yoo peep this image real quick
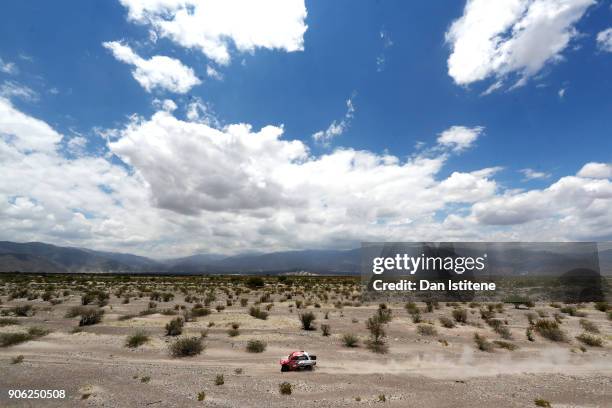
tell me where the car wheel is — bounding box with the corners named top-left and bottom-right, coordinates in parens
top-left (281, 365), bottom-right (289, 372)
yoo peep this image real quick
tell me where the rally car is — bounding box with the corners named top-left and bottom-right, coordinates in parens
top-left (280, 351), bottom-right (317, 372)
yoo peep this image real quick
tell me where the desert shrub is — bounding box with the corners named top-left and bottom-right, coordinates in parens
top-left (526, 327), bottom-right (535, 341)
top-left (197, 391), bottom-right (206, 401)
top-left (534, 398), bottom-right (552, 407)
top-left (405, 302), bottom-right (418, 314)
top-left (576, 333), bottom-right (603, 347)
top-left (299, 311), bottom-right (316, 330)
top-left (321, 324), bottom-right (331, 336)
top-left (279, 382), bottom-right (292, 395)
top-left (417, 324), bottom-right (437, 336)
top-left (79, 309), bottom-right (104, 326)
top-left (439, 316), bottom-right (455, 328)
top-left (246, 277), bottom-right (264, 288)
top-left (240, 298), bottom-right (248, 307)
top-left (118, 314), bottom-right (136, 321)
top-left (215, 304), bottom-right (225, 312)
top-left (411, 311), bottom-right (422, 323)
top-left (27, 326), bottom-right (50, 337)
top-left (378, 394), bottom-right (386, 402)
top-left (493, 325), bottom-right (512, 340)
top-left (12, 305), bottom-right (34, 317)
top-left (376, 303), bottom-right (392, 323)
top-left (473, 333), bottom-right (494, 352)
top-left (11, 355), bottom-right (24, 364)
top-left (594, 301), bottom-right (608, 312)
top-left (214, 374), bottom-right (224, 385)
top-left (227, 324), bottom-right (240, 337)
top-left (246, 340), bottom-right (267, 353)
top-left (165, 317), bottom-right (184, 336)
top-left (65, 306), bottom-right (87, 318)
top-left (480, 309), bottom-right (495, 320)
top-left (579, 319), bottom-right (599, 333)
top-left (452, 308), bottom-right (468, 323)
top-left (192, 305), bottom-right (211, 317)
top-left (534, 319), bottom-right (565, 342)
top-left (126, 330), bottom-right (149, 348)
top-left (249, 307), bottom-right (268, 320)
top-left (560, 305), bottom-right (586, 317)
top-left (342, 333), bottom-right (359, 347)
top-left (0, 332), bottom-right (32, 347)
top-left (493, 340), bottom-right (518, 350)
top-left (366, 316), bottom-right (387, 353)
top-left (140, 376), bottom-right (150, 383)
top-left (0, 318), bottom-right (19, 326)
top-left (169, 337), bottom-right (204, 357)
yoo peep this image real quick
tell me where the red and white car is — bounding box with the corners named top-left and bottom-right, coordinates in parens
top-left (280, 351), bottom-right (317, 372)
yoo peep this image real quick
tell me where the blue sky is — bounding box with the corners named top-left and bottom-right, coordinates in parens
top-left (0, 0), bottom-right (611, 256)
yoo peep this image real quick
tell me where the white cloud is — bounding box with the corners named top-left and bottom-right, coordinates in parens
top-left (436, 125), bottom-right (484, 152)
top-left (596, 27), bottom-right (612, 52)
top-left (577, 162), bottom-right (612, 179)
top-left (0, 57), bottom-right (18, 75)
top-left (102, 41), bottom-right (201, 93)
top-left (312, 97), bottom-right (355, 145)
top-left (0, 97), bottom-right (61, 152)
top-left (2, 100), bottom-right (612, 256)
top-left (206, 65), bottom-right (223, 80)
top-left (118, 0), bottom-right (308, 65)
top-left (558, 87), bottom-right (566, 98)
top-left (520, 168), bottom-right (551, 180)
top-left (446, 0), bottom-right (594, 90)
top-left (0, 81), bottom-right (39, 102)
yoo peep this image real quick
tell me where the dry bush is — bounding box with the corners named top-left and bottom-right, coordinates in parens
top-left (126, 330), bottom-right (149, 348)
top-left (169, 337), bottom-right (204, 357)
top-left (534, 319), bottom-right (565, 342)
top-left (452, 308), bottom-right (468, 323)
top-left (439, 316), bottom-right (455, 328)
top-left (165, 317), bottom-right (184, 336)
top-left (473, 333), bottom-right (494, 352)
top-left (279, 382), bottom-right (292, 395)
top-left (579, 319), bottom-right (599, 333)
top-left (342, 333), bottom-right (359, 347)
top-left (576, 333), bottom-right (603, 347)
top-left (417, 324), bottom-right (437, 336)
top-left (79, 309), bottom-right (104, 326)
top-left (299, 311), bottom-right (316, 330)
top-left (246, 340), bottom-right (267, 353)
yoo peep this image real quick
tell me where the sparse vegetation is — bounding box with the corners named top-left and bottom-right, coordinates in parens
top-left (576, 333), bottom-right (603, 347)
top-left (321, 323), bottom-right (331, 336)
top-left (246, 339), bottom-right (267, 353)
top-left (452, 308), bottom-right (468, 323)
top-left (165, 317), bottom-right (184, 336)
top-left (214, 374), bottom-right (224, 385)
top-left (299, 311), bottom-right (316, 330)
top-left (279, 382), bottom-right (292, 395)
top-left (169, 337), bottom-right (204, 357)
top-left (474, 333), bottom-right (494, 352)
top-left (579, 319), bottom-right (599, 333)
top-left (417, 323), bottom-right (437, 336)
top-left (534, 398), bottom-right (551, 407)
top-left (342, 333), bottom-right (359, 347)
top-left (126, 330), bottom-right (149, 348)
top-left (534, 319), bottom-right (565, 342)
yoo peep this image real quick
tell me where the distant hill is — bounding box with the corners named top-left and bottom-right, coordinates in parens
top-left (0, 241), bottom-right (360, 275)
top-left (0, 241), bottom-right (610, 276)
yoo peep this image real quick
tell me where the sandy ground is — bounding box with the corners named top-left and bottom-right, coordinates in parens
top-left (1, 284), bottom-right (611, 407)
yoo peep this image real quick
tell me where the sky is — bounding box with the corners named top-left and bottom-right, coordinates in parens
top-left (0, 0), bottom-right (611, 258)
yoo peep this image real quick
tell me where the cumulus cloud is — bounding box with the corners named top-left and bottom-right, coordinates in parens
top-left (312, 97), bottom-right (355, 145)
top-left (596, 27), bottom-right (612, 52)
top-left (2, 99), bottom-right (612, 256)
top-left (102, 41), bottom-right (201, 93)
top-left (118, 0), bottom-right (308, 65)
top-left (446, 0), bottom-right (594, 90)
top-left (436, 126), bottom-right (484, 152)
top-left (520, 168), bottom-right (551, 180)
top-left (577, 162), bottom-right (612, 179)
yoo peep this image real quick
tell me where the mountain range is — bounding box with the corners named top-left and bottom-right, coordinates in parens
top-left (0, 241), bottom-right (610, 276)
